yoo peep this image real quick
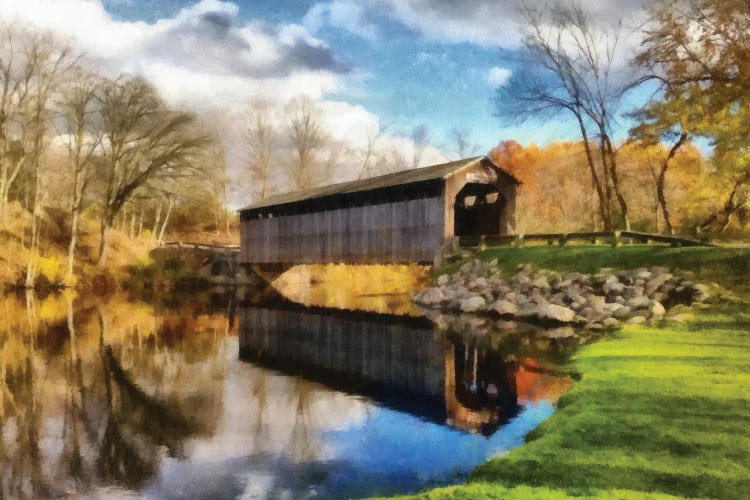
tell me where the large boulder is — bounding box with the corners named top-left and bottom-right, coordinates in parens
top-left (626, 296), bottom-right (651, 310)
top-left (587, 295), bottom-right (607, 313)
top-left (650, 301), bottom-right (666, 317)
top-left (489, 299), bottom-right (518, 317)
top-left (536, 302), bottom-right (577, 324)
top-left (414, 287), bottom-right (444, 306)
top-left (460, 296), bottom-right (487, 313)
top-left (613, 306), bottom-right (632, 320)
top-left (645, 272), bottom-right (672, 295)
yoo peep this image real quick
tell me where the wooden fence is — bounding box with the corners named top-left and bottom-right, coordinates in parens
top-left (160, 241), bottom-right (240, 252)
top-left (456, 230), bottom-right (714, 250)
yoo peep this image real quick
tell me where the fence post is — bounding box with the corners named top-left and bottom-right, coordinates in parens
top-left (611, 231), bottom-right (622, 247)
top-left (479, 235), bottom-right (487, 252)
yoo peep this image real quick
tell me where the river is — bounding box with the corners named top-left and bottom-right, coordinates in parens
top-left (0, 275), bottom-right (572, 499)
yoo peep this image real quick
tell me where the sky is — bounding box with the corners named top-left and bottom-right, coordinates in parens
top-left (0, 0), bottom-right (653, 199)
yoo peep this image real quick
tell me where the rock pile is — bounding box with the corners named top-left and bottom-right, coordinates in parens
top-left (413, 260), bottom-right (713, 330)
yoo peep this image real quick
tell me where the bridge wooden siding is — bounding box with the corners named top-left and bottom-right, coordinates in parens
top-left (241, 196), bottom-right (445, 264)
top-left (238, 156), bottom-right (520, 265)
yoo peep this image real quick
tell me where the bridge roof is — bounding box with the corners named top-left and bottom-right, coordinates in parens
top-left (240, 155), bottom-right (519, 213)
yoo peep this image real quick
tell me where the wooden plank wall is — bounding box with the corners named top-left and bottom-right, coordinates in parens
top-left (239, 195), bottom-right (445, 263)
top-left (238, 306), bottom-right (446, 399)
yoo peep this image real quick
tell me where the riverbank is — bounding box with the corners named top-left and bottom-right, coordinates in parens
top-left (0, 202), bottom-right (238, 293)
top-left (395, 246), bottom-right (750, 499)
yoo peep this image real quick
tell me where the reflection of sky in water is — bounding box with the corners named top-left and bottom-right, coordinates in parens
top-left (320, 401), bottom-right (555, 497)
top-left (142, 360), bottom-right (553, 498)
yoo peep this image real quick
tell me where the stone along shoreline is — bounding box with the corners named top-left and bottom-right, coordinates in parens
top-left (413, 259), bottom-right (714, 331)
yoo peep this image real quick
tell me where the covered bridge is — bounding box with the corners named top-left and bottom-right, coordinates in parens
top-left (238, 156), bottom-right (519, 265)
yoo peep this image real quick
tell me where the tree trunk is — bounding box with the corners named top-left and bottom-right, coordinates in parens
top-left (157, 198), bottom-right (174, 247)
top-left (576, 114), bottom-right (610, 230)
top-left (152, 203), bottom-right (162, 244)
top-left (25, 167), bottom-right (43, 288)
top-left (129, 211), bottom-right (136, 239)
top-left (602, 135), bottom-right (629, 230)
top-left (696, 175), bottom-right (748, 234)
top-left (97, 214), bottom-right (114, 268)
top-left (657, 133), bottom-right (688, 235)
top-left (67, 209), bottom-right (79, 277)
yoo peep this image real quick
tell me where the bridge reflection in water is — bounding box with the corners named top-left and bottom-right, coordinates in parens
top-left (239, 300), bottom-right (557, 436)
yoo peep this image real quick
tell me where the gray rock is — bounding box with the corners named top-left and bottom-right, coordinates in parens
top-left (489, 299), bottom-right (518, 317)
top-left (650, 301), bottom-right (666, 317)
top-left (626, 296), bottom-right (651, 309)
top-left (533, 276), bottom-right (551, 289)
top-left (536, 303), bottom-right (577, 323)
top-left (634, 269), bottom-right (652, 280)
top-left (415, 287), bottom-right (444, 306)
top-left (460, 296), bottom-right (487, 313)
top-left (603, 317), bottom-right (621, 329)
top-left (604, 302), bottom-right (623, 313)
top-left (587, 295), bottom-right (606, 312)
top-left (613, 306), bottom-right (632, 320)
top-left (645, 272), bottom-right (672, 295)
top-left (472, 277), bottom-right (488, 289)
top-left (459, 261), bottom-right (474, 274)
top-left (516, 293), bottom-right (530, 306)
top-left (603, 282), bottom-right (626, 295)
top-left (605, 275), bottom-right (619, 285)
top-left (437, 274), bottom-right (450, 286)
top-left (544, 327), bottom-right (576, 339)
top-left (627, 315), bottom-right (648, 325)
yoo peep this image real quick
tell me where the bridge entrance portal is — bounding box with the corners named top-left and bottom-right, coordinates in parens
top-left (454, 183), bottom-right (506, 237)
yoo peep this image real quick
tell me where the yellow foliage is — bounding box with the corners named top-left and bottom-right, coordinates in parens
top-left (35, 255), bottom-right (66, 285)
top-left (37, 293), bottom-right (68, 323)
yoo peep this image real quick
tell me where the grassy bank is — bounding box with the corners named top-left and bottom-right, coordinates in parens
top-left (402, 246), bottom-right (750, 499)
top-left (439, 245), bottom-right (750, 290)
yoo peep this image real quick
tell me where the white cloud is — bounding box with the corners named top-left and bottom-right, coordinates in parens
top-left (0, 0), bottom-right (348, 111)
top-left (305, 0), bottom-right (647, 52)
top-left (0, 0), bottom-right (452, 204)
top-left (486, 67), bottom-right (512, 86)
top-left (304, 0), bottom-right (378, 41)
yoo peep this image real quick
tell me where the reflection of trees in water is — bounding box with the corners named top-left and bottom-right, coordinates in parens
top-left (0, 293), bottom-right (234, 497)
top-left (287, 378), bottom-right (320, 462)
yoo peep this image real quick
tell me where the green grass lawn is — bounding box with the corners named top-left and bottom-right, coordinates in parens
top-left (401, 246), bottom-right (750, 499)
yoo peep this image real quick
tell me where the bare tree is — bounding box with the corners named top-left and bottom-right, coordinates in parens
top-left (410, 124), bottom-right (429, 169)
top-left (17, 32), bottom-right (74, 286)
top-left (450, 127), bottom-right (478, 159)
top-left (96, 76), bottom-right (211, 266)
top-left (0, 25), bottom-right (72, 227)
top-left (494, 2), bottom-right (635, 230)
top-left (285, 97), bottom-right (326, 190)
top-left (59, 71), bottom-right (102, 277)
top-left (356, 123), bottom-right (390, 180)
top-left (244, 106), bottom-right (274, 201)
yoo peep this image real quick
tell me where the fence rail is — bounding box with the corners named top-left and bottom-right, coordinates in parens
top-left (457, 231), bottom-right (714, 249)
top-left (160, 241), bottom-right (240, 252)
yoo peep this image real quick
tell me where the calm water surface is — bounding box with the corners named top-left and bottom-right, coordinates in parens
top-left (0, 282), bottom-right (572, 499)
